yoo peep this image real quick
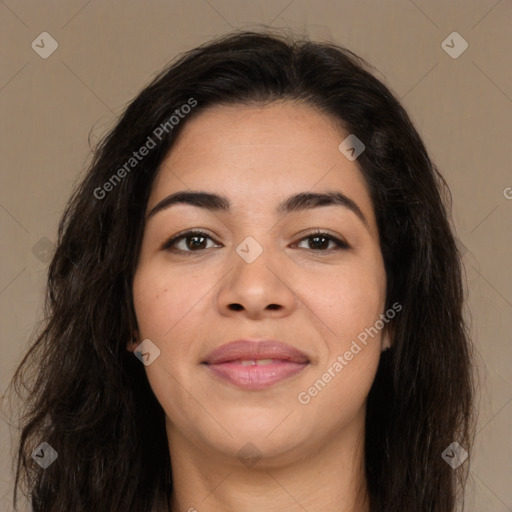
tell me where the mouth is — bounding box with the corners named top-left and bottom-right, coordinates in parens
top-left (202, 339), bottom-right (310, 390)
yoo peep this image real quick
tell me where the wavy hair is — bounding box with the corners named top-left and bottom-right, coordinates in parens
top-left (5, 29), bottom-right (475, 511)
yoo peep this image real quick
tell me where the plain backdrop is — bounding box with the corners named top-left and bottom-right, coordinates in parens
top-left (0, 1), bottom-right (511, 510)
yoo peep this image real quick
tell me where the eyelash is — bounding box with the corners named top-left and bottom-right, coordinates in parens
top-left (162, 229), bottom-right (350, 254)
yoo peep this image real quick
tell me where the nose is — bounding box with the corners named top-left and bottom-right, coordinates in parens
top-left (216, 243), bottom-right (297, 320)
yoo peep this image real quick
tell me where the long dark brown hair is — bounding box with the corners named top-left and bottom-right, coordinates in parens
top-left (4, 29), bottom-right (475, 511)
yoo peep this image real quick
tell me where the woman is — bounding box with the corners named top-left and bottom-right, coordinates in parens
top-left (7, 30), bottom-right (475, 511)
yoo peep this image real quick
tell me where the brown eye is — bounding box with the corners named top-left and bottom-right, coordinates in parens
top-left (162, 231), bottom-right (220, 253)
top-left (295, 231), bottom-right (350, 251)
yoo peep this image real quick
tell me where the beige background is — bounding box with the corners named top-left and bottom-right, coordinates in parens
top-left (1, 1), bottom-right (511, 511)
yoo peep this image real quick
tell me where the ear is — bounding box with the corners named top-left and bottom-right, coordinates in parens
top-left (126, 331), bottom-right (140, 353)
top-left (381, 324), bottom-right (393, 351)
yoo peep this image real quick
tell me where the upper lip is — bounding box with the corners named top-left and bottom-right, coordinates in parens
top-left (203, 339), bottom-right (310, 364)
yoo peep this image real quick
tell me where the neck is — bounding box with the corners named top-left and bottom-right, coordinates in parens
top-left (167, 415), bottom-right (370, 512)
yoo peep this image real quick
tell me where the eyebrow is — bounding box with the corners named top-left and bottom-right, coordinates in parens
top-left (146, 190), bottom-right (369, 228)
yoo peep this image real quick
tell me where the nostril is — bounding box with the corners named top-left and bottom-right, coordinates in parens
top-left (227, 303), bottom-right (281, 311)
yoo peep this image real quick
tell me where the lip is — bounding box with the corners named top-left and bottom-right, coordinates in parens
top-left (202, 339), bottom-right (310, 390)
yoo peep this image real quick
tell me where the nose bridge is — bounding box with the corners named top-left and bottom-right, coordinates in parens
top-left (217, 231), bottom-right (295, 316)
top-left (230, 232), bottom-right (279, 289)
top-left (227, 206), bottom-right (280, 264)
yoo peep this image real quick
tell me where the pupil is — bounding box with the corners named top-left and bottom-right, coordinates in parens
top-left (311, 236), bottom-right (328, 250)
top-left (188, 235), bottom-right (206, 250)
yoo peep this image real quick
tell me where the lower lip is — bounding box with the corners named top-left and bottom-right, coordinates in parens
top-left (204, 361), bottom-right (308, 390)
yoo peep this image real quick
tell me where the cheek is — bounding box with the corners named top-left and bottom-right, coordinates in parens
top-left (132, 264), bottom-right (198, 341)
top-left (296, 269), bottom-right (384, 419)
top-left (297, 255), bottom-right (385, 399)
top-left (302, 255), bottom-right (386, 340)
top-left (339, 270), bottom-right (384, 329)
top-left (132, 266), bottom-right (201, 411)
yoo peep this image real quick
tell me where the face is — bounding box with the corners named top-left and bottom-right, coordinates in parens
top-left (130, 101), bottom-right (390, 466)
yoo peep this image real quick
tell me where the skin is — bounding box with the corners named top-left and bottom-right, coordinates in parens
top-left (129, 100), bottom-right (391, 512)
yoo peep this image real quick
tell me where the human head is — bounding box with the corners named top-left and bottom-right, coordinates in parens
top-left (9, 30), bottom-right (474, 512)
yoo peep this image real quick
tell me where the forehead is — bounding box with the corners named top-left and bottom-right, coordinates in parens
top-left (148, 101), bottom-right (377, 231)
